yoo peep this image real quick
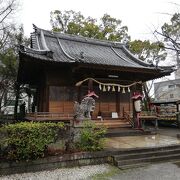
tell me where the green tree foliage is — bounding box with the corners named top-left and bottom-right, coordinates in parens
top-left (129, 40), bottom-right (167, 65)
top-left (50, 10), bottom-right (130, 43)
top-left (100, 14), bottom-right (130, 42)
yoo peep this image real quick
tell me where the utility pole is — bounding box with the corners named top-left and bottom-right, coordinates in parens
top-left (175, 52), bottom-right (180, 79)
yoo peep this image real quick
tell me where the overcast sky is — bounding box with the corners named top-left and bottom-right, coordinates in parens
top-left (19, 0), bottom-right (179, 41)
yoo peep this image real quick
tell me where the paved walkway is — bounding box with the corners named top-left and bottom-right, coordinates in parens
top-left (104, 126), bottom-right (180, 149)
top-left (110, 162), bottom-right (180, 180)
top-left (104, 134), bottom-right (180, 149)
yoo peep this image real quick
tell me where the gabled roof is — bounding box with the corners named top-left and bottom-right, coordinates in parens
top-left (19, 25), bottom-right (174, 76)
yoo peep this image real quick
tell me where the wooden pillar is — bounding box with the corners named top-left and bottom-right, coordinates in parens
top-left (132, 84), bottom-right (137, 128)
top-left (176, 103), bottom-right (179, 112)
top-left (38, 85), bottom-right (49, 112)
top-left (129, 92), bottom-right (131, 113)
top-left (132, 98), bottom-right (137, 128)
top-left (38, 86), bottom-right (43, 112)
top-left (77, 86), bottom-right (81, 103)
top-left (45, 85), bottom-right (49, 112)
top-left (116, 91), bottom-right (120, 115)
top-left (88, 79), bottom-right (93, 92)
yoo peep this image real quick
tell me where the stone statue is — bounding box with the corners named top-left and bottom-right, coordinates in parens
top-left (74, 96), bottom-right (95, 120)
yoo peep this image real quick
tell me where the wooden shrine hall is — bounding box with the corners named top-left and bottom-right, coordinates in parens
top-left (18, 25), bottom-right (174, 128)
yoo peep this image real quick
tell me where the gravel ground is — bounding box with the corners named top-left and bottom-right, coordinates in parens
top-left (1, 162), bottom-right (180, 180)
top-left (0, 164), bottom-right (112, 180)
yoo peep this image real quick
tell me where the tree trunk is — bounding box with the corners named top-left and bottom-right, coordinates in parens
top-left (14, 82), bottom-right (20, 120)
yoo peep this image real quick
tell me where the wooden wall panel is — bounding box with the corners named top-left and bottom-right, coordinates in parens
top-left (49, 101), bottom-right (64, 112)
top-left (109, 103), bottom-right (116, 112)
top-left (100, 103), bottom-right (109, 112)
top-left (63, 102), bottom-right (74, 113)
top-left (93, 102), bottom-right (100, 115)
top-left (49, 101), bottom-right (74, 113)
top-left (48, 85), bottom-right (133, 116)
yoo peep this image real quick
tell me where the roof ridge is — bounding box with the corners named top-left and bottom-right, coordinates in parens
top-left (33, 24), bottom-right (125, 48)
top-left (111, 46), bottom-right (138, 66)
top-left (122, 46), bottom-right (153, 67)
top-left (56, 37), bottom-right (76, 62)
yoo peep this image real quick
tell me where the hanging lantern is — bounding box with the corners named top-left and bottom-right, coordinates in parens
top-left (118, 86), bottom-right (121, 92)
top-left (103, 85), bottom-right (106, 92)
top-left (122, 87), bottom-right (125, 93)
top-left (112, 86), bottom-right (115, 92)
top-left (128, 87), bottom-right (130, 92)
top-left (107, 85), bottom-right (111, 91)
top-left (99, 84), bottom-right (102, 90)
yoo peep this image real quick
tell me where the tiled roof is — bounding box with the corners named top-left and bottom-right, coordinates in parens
top-left (20, 25), bottom-right (174, 74)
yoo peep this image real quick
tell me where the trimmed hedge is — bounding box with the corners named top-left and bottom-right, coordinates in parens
top-left (76, 120), bottom-right (106, 151)
top-left (0, 122), bottom-right (64, 161)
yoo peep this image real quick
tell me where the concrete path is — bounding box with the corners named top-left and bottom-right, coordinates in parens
top-left (104, 134), bottom-right (180, 149)
top-left (104, 126), bottom-right (180, 149)
top-left (110, 162), bottom-right (180, 180)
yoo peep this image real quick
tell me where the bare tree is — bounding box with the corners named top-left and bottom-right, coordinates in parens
top-left (154, 12), bottom-right (180, 66)
top-left (0, 0), bottom-right (21, 116)
top-left (0, 0), bottom-right (19, 51)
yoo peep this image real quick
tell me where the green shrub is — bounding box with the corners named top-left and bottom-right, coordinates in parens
top-left (0, 122), bottom-right (64, 160)
top-left (76, 120), bottom-right (106, 151)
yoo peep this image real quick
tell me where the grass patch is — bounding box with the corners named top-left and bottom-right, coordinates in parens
top-left (89, 165), bottom-right (121, 180)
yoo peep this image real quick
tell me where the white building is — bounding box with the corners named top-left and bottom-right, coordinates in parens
top-left (154, 69), bottom-right (180, 102)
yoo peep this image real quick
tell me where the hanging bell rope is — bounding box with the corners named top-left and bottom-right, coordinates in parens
top-left (103, 85), bottom-right (106, 92)
top-left (99, 84), bottom-right (102, 90)
top-left (112, 86), bottom-right (115, 92)
top-left (76, 77), bottom-right (142, 88)
top-left (108, 85), bottom-right (111, 91)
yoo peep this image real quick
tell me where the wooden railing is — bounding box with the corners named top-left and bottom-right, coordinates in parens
top-left (26, 112), bottom-right (74, 121)
top-left (140, 111), bottom-right (157, 116)
top-left (139, 111), bottom-right (177, 122)
top-left (123, 111), bottom-right (134, 127)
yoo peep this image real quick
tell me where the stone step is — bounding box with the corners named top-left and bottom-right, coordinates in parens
top-left (95, 121), bottom-right (130, 125)
top-left (116, 153), bottom-right (180, 167)
top-left (111, 144), bottom-right (180, 168)
top-left (94, 119), bottom-right (132, 129)
top-left (93, 120), bottom-right (129, 123)
top-left (96, 124), bottom-right (132, 128)
top-left (118, 162), bottom-right (150, 170)
top-left (112, 144), bottom-right (180, 155)
top-left (114, 148), bottom-right (180, 161)
top-left (105, 129), bottom-right (153, 137)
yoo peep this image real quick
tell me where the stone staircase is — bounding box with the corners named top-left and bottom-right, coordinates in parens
top-left (112, 144), bottom-right (180, 169)
top-left (94, 119), bottom-right (132, 129)
top-left (105, 128), bottom-right (154, 137)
